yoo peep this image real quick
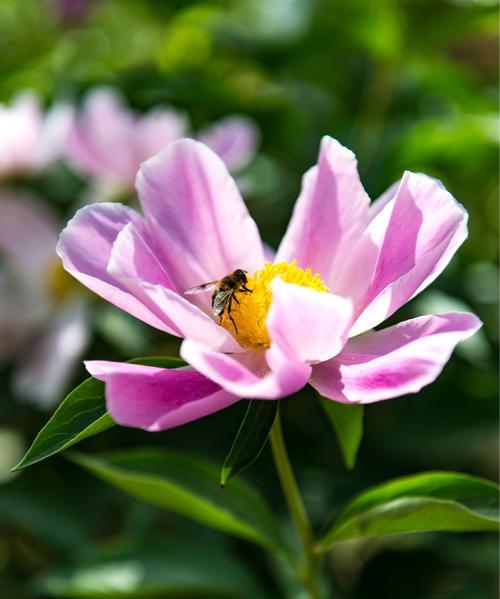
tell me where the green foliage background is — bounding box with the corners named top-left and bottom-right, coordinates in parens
top-left (0, 0), bottom-right (498, 597)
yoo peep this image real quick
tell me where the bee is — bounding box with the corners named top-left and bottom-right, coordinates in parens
top-left (185, 269), bottom-right (252, 334)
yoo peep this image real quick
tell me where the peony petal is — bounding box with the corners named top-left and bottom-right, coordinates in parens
top-left (85, 360), bottom-right (239, 431)
top-left (349, 172), bottom-right (469, 335)
top-left (136, 138), bottom-right (265, 293)
top-left (136, 107), bottom-right (189, 161)
top-left (368, 179), bottom-right (400, 220)
top-left (0, 93), bottom-right (42, 175)
top-left (0, 190), bottom-right (59, 281)
top-left (198, 116), bottom-right (259, 172)
top-left (263, 242), bottom-right (276, 263)
top-left (107, 222), bottom-right (242, 352)
top-left (276, 136), bottom-right (371, 288)
top-left (266, 278), bottom-right (353, 363)
top-left (57, 203), bottom-right (176, 333)
top-left (310, 312), bottom-right (482, 404)
top-left (180, 340), bottom-right (311, 400)
top-left (66, 88), bottom-right (137, 186)
top-left (15, 301), bottom-right (90, 409)
top-left (140, 284), bottom-right (244, 352)
top-left (32, 101), bottom-right (73, 169)
top-left (107, 221), bottom-right (176, 289)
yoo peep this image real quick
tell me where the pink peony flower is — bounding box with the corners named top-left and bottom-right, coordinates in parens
top-left (66, 88), bottom-right (259, 195)
top-left (0, 191), bottom-right (89, 407)
top-left (57, 136), bottom-right (481, 431)
top-left (0, 92), bottom-right (72, 178)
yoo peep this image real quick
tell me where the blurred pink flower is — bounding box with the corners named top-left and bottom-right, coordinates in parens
top-left (57, 136), bottom-right (480, 431)
top-left (0, 191), bottom-right (89, 407)
top-left (197, 115), bottom-right (260, 172)
top-left (50, 0), bottom-right (93, 22)
top-left (0, 93), bottom-right (72, 178)
top-left (66, 88), bottom-right (259, 195)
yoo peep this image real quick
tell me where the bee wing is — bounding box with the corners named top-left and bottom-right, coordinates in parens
top-left (184, 281), bottom-right (218, 295)
top-left (212, 289), bottom-right (233, 316)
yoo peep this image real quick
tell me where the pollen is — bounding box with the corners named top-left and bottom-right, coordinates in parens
top-left (220, 261), bottom-right (329, 349)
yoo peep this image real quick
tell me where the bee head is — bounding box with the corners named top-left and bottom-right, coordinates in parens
top-left (234, 269), bottom-right (248, 283)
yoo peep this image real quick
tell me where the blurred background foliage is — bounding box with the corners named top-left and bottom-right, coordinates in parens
top-left (0, 0), bottom-right (498, 597)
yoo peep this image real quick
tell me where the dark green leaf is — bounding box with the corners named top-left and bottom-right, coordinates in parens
top-left (318, 471), bottom-right (499, 551)
top-left (12, 377), bottom-right (111, 472)
top-left (221, 400), bottom-right (277, 487)
top-left (0, 483), bottom-right (89, 552)
top-left (318, 395), bottom-right (363, 470)
top-left (39, 538), bottom-right (269, 598)
top-left (13, 357), bottom-right (183, 471)
top-left (68, 448), bottom-right (288, 557)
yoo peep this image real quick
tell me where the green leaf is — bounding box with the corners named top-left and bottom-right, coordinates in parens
top-left (39, 538), bottom-right (269, 598)
top-left (221, 400), bottom-right (277, 487)
top-left (318, 471), bottom-right (500, 551)
top-left (68, 448), bottom-right (288, 557)
top-left (13, 357), bottom-right (183, 472)
top-left (94, 305), bottom-right (151, 355)
top-left (318, 395), bottom-right (363, 470)
top-left (12, 377), bottom-right (111, 472)
top-left (0, 482), bottom-right (90, 552)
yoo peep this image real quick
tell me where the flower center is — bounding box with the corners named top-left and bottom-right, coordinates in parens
top-left (219, 261), bottom-right (329, 349)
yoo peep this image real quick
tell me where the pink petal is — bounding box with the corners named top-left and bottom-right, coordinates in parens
top-left (0, 93), bottom-right (42, 175)
top-left (349, 172), bottom-right (468, 335)
top-left (107, 221), bottom-right (175, 289)
top-left (66, 88), bottom-right (137, 186)
top-left (142, 284), bottom-right (244, 352)
top-left (198, 116), bottom-right (259, 172)
top-left (266, 278), bottom-right (353, 363)
top-left (0, 190), bottom-right (59, 281)
top-left (368, 179), bottom-right (400, 220)
top-left (15, 301), bottom-right (90, 409)
top-left (310, 312), bottom-right (482, 404)
top-left (263, 243), bottom-right (276, 263)
top-left (107, 222), bottom-right (242, 352)
top-left (57, 203), bottom-right (176, 333)
top-left (276, 136), bottom-right (371, 288)
top-left (136, 139), bottom-right (265, 293)
top-left (180, 340), bottom-right (311, 400)
top-left (136, 107), bottom-right (188, 161)
top-left (85, 360), bottom-right (239, 431)
top-left (32, 101), bottom-right (73, 169)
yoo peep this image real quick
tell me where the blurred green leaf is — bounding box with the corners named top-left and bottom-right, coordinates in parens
top-left (68, 448), bottom-right (288, 557)
top-left (318, 395), bottom-right (363, 470)
top-left (13, 357), bottom-right (183, 471)
top-left (221, 400), bottom-right (277, 487)
top-left (94, 306), bottom-right (151, 355)
top-left (39, 538), bottom-right (269, 598)
top-left (0, 483), bottom-right (89, 552)
top-left (318, 472), bottom-right (499, 551)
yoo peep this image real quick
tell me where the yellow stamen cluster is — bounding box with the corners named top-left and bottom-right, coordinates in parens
top-left (220, 261), bottom-right (329, 349)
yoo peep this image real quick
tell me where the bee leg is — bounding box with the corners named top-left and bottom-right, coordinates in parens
top-left (227, 295), bottom-right (239, 334)
top-left (233, 294), bottom-right (240, 305)
top-left (241, 284), bottom-right (252, 293)
top-left (229, 314), bottom-right (239, 335)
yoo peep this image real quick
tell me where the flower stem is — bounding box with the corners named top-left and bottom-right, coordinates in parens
top-left (269, 408), bottom-right (320, 599)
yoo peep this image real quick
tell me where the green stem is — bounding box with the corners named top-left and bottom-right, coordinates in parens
top-left (269, 409), bottom-right (320, 599)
